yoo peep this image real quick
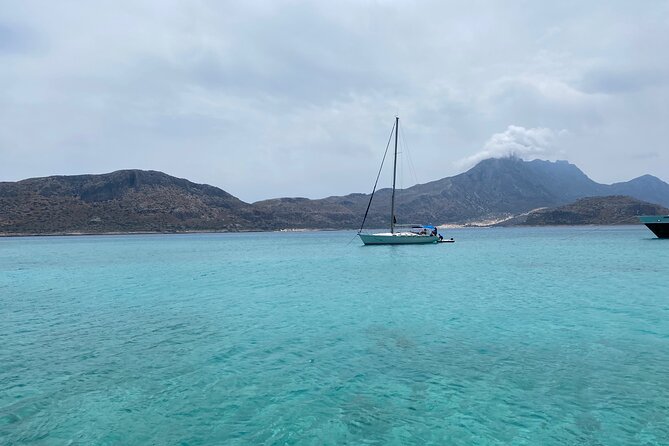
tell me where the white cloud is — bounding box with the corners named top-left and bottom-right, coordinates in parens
top-left (456, 125), bottom-right (567, 169)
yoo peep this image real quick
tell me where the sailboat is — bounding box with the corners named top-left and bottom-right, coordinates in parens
top-left (358, 117), bottom-right (449, 245)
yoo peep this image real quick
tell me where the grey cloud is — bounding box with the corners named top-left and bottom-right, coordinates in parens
top-left (631, 151), bottom-right (660, 160)
top-left (0, 21), bottom-right (42, 54)
top-left (579, 68), bottom-right (668, 94)
top-left (0, 1), bottom-right (668, 201)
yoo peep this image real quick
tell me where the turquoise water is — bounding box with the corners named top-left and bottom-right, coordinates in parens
top-left (1, 227), bottom-right (668, 445)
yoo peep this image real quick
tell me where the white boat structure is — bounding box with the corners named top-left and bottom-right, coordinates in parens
top-left (358, 227), bottom-right (440, 245)
top-left (358, 117), bottom-right (452, 246)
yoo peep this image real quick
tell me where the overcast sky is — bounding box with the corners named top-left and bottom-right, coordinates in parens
top-left (1, 1), bottom-right (668, 202)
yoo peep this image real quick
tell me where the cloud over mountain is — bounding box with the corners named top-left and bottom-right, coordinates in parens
top-left (456, 126), bottom-right (566, 169)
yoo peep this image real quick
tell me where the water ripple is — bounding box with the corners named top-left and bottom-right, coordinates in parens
top-left (1, 228), bottom-right (668, 444)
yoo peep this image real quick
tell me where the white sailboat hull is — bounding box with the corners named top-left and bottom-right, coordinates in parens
top-left (358, 232), bottom-right (439, 245)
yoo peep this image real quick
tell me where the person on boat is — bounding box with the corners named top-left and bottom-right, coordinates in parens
top-left (438, 234), bottom-right (444, 241)
top-left (431, 227), bottom-right (438, 236)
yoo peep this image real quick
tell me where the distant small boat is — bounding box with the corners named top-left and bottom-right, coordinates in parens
top-left (358, 117), bottom-right (449, 245)
top-left (639, 215), bottom-right (669, 238)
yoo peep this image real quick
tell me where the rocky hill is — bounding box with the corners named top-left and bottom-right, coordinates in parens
top-left (0, 170), bottom-right (267, 234)
top-left (2, 158), bottom-right (669, 234)
top-left (505, 196), bottom-right (669, 226)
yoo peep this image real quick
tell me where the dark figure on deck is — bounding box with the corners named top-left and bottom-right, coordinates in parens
top-left (431, 227), bottom-right (438, 236)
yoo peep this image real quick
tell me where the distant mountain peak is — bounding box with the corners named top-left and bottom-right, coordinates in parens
top-left (471, 156), bottom-right (575, 170)
top-left (467, 156), bottom-right (591, 182)
top-left (625, 174), bottom-right (664, 184)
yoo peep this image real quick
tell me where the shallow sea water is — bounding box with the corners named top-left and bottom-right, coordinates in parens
top-left (1, 226), bottom-right (668, 445)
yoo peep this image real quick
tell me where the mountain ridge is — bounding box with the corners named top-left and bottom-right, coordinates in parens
top-left (2, 158), bottom-right (668, 234)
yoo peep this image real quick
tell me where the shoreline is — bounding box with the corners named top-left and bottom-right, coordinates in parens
top-left (0, 223), bottom-right (645, 238)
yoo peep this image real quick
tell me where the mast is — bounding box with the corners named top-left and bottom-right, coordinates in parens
top-left (390, 116), bottom-right (399, 234)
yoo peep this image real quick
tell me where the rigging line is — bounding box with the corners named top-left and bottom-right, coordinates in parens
top-left (399, 121), bottom-right (419, 186)
top-left (395, 122), bottom-right (406, 200)
top-left (345, 232), bottom-right (360, 246)
top-left (358, 121), bottom-right (396, 233)
top-left (394, 121), bottom-right (402, 193)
